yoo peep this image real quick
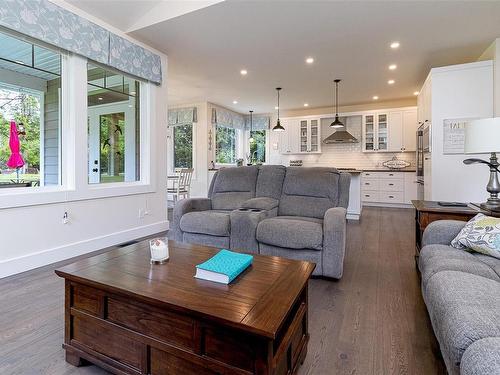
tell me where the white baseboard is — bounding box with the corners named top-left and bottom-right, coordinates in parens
top-left (0, 220), bottom-right (169, 279)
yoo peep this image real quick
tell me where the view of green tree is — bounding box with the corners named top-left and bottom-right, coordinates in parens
top-left (216, 125), bottom-right (236, 164)
top-left (250, 130), bottom-right (266, 164)
top-left (173, 124), bottom-right (193, 168)
top-left (0, 90), bottom-right (41, 172)
top-left (99, 112), bottom-right (125, 181)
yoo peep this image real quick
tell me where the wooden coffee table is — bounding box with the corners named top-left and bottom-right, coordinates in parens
top-left (55, 240), bottom-right (315, 375)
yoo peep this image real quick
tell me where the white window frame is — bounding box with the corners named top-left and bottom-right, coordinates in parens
top-left (0, 53), bottom-right (156, 209)
top-left (167, 121), bottom-right (196, 178)
top-left (214, 124), bottom-right (244, 167)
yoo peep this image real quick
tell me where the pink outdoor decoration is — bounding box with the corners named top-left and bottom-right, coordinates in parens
top-left (6, 120), bottom-right (25, 169)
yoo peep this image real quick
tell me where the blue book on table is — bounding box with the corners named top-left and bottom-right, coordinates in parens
top-left (195, 249), bottom-right (253, 284)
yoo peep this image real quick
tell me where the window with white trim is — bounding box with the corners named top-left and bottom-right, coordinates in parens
top-left (249, 130), bottom-right (266, 164)
top-left (173, 123), bottom-right (193, 169)
top-left (215, 124), bottom-right (237, 164)
top-left (0, 30), bottom-right (62, 188)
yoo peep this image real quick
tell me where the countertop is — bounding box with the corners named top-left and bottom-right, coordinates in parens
top-left (207, 167), bottom-right (416, 173)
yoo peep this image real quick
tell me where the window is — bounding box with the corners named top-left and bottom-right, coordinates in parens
top-left (173, 124), bottom-right (193, 168)
top-left (0, 31), bottom-right (62, 188)
top-left (87, 63), bottom-right (140, 184)
top-left (215, 125), bottom-right (236, 164)
top-left (249, 130), bottom-right (266, 164)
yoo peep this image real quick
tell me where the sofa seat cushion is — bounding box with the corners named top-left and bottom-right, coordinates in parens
top-left (256, 216), bottom-right (323, 250)
top-left (180, 210), bottom-right (230, 237)
top-left (424, 271), bottom-right (500, 372)
top-left (419, 245), bottom-right (500, 292)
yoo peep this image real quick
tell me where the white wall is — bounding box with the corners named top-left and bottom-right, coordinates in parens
top-left (429, 60), bottom-right (494, 202)
top-left (0, 7), bottom-right (168, 278)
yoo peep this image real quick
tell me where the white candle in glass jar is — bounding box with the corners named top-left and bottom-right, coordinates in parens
top-left (150, 238), bottom-right (169, 261)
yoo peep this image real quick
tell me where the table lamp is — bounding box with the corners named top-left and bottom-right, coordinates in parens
top-left (463, 117), bottom-right (500, 211)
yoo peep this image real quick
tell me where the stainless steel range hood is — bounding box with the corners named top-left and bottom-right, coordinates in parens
top-left (323, 117), bottom-right (359, 144)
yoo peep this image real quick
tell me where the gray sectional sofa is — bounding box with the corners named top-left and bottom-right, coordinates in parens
top-left (419, 220), bottom-right (500, 375)
top-left (171, 165), bottom-right (351, 278)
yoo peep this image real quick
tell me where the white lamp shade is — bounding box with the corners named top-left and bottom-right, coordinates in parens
top-left (464, 117), bottom-right (500, 154)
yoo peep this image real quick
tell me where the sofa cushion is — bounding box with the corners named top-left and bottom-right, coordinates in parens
top-left (211, 166), bottom-right (259, 210)
top-left (180, 210), bottom-right (230, 236)
top-left (240, 197), bottom-right (279, 210)
top-left (256, 165), bottom-right (286, 200)
top-left (460, 337), bottom-right (500, 375)
top-left (256, 216), bottom-right (323, 250)
top-left (424, 271), bottom-right (500, 373)
top-left (419, 245), bottom-right (500, 292)
top-left (279, 167), bottom-right (340, 219)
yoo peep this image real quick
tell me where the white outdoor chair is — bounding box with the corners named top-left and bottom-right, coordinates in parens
top-left (167, 168), bottom-right (194, 204)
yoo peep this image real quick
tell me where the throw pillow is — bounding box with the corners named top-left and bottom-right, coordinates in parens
top-left (451, 213), bottom-right (500, 259)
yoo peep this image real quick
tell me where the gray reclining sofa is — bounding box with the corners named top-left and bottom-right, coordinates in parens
top-left (171, 165), bottom-right (351, 278)
top-left (419, 220), bottom-right (500, 375)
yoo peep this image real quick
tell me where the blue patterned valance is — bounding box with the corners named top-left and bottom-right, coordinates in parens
top-left (168, 107), bottom-right (197, 126)
top-left (109, 34), bottom-right (162, 85)
top-left (245, 115), bottom-right (270, 131)
top-left (0, 0), bottom-right (162, 84)
top-left (211, 106), bottom-right (246, 130)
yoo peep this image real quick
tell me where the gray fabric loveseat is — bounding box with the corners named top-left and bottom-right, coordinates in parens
top-left (419, 220), bottom-right (500, 375)
top-left (171, 165), bottom-right (351, 278)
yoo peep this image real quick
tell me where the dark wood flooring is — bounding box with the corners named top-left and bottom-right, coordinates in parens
top-left (0, 207), bottom-right (446, 375)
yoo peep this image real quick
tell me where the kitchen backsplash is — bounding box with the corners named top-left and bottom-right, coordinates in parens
top-left (279, 115), bottom-right (417, 169)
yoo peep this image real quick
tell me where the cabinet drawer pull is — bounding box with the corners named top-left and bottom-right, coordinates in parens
top-left (365, 182), bottom-right (370, 185)
top-left (389, 195), bottom-right (394, 198)
top-left (389, 173), bottom-right (394, 176)
top-left (388, 183), bottom-right (394, 186)
top-left (365, 194), bottom-right (370, 197)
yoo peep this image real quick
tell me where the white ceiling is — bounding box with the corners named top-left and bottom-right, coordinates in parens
top-left (68, 1), bottom-right (500, 114)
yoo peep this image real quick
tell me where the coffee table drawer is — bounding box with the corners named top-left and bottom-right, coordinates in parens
top-left (151, 348), bottom-right (218, 375)
top-left (107, 297), bottom-right (195, 351)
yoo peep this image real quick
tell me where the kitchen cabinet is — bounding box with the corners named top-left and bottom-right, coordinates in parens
top-left (362, 113), bottom-right (388, 152)
top-left (280, 117), bottom-right (321, 154)
top-left (361, 171), bottom-right (417, 205)
top-left (388, 109), bottom-right (418, 152)
top-left (363, 109), bottom-right (417, 152)
top-left (279, 118), bottom-right (300, 154)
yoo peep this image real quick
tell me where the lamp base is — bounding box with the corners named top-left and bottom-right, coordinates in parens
top-left (480, 199), bottom-right (500, 213)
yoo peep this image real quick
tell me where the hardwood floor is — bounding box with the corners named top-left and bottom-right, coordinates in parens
top-left (0, 207), bottom-right (446, 375)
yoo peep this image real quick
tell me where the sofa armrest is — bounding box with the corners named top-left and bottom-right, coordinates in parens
top-left (422, 220), bottom-right (466, 247)
top-left (230, 204), bottom-right (278, 253)
top-left (322, 207), bottom-right (347, 279)
top-left (240, 197), bottom-right (279, 211)
top-left (171, 198), bottom-right (212, 242)
top-left (461, 337), bottom-right (500, 375)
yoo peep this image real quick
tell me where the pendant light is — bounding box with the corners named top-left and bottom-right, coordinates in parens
top-left (249, 110), bottom-right (254, 143)
top-left (272, 87), bottom-right (285, 132)
top-left (330, 79), bottom-right (344, 128)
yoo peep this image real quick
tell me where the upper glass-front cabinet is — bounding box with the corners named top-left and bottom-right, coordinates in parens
top-left (362, 113), bottom-right (388, 152)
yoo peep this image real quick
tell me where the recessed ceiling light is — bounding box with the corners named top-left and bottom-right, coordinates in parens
top-left (413, 91), bottom-right (420, 96)
top-left (390, 41), bottom-right (400, 49)
top-left (388, 79), bottom-right (395, 85)
top-left (303, 103), bottom-right (309, 107)
top-left (98, 97), bottom-right (103, 101)
top-left (274, 106), bottom-right (279, 110)
top-left (240, 69), bottom-right (247, 75)
top-left (233, 100), bottom-right (238, 104)
top-left (305, 57), bottom-right (314, 64)
top-left (373, 96), bottom-right (379, 100)
top-left (388, 64), bottom-right (397, 70)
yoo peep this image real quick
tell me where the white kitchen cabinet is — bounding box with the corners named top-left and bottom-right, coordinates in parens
top-left (361, 171), bottom-right (417, 206)
top-left (279, 118), bottom-right (300, 154)
top-left (280, 117), bottom-right (320, 154)
top-left (299, 118), bottom-right (321, 153)
top-left (362, 113), bottom-right (388, 152)
top-left (387, 109), bottom-right (418, 152)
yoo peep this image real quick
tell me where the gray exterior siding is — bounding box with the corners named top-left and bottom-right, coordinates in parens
top-left (43, 78), bottom-right (60, 185)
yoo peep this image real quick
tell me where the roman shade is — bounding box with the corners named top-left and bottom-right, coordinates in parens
top-left (211, 106), bottom-right (246, 130)
top-left (246, 115), bottom-right (270, 130)
top-left (0, 0), bottom-right (162, 84)
top-left (168, 107), bottom-right (197, 126)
